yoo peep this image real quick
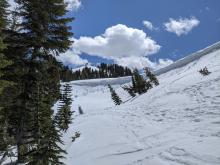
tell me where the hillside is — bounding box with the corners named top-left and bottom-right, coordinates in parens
top-left (62, 45), bottom-right (220, 165)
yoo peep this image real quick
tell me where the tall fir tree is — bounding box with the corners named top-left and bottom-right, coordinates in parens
top-left (0, 0), bottom-right (73, 164)
top-left (0, 0), bottom-right (15, 162)
top-left (0, 0), bottom-right (11, 93)
top-left (108, 84), bottom-right (122, 105)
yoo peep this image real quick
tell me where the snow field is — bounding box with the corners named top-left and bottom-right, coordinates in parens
top-left (62, 48), bottom-right (220, 165)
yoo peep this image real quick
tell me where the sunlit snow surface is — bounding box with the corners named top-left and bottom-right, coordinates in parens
top-left (62, 47), bottom-right (220, 165)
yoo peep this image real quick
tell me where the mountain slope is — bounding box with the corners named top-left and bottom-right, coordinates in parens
top-left (63, 46), bottom-right (220, 165)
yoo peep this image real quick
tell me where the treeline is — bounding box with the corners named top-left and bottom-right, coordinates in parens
top-left (60, 63), bottom-right (132, 82)
top-left (0, 0), bottom-right (74, 164)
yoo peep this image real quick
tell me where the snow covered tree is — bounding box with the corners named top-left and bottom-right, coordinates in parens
top-left (108, 84), bottom-right (122, 105)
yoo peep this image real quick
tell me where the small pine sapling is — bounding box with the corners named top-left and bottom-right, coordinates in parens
top-left (71, 132), bottom-right (81, 142)
top-left (78, 106), bottom-right (84, 115)
top-left (199, 67), bottom-right (211, 76)
top-left (108, 84), bottom-right (122, 105)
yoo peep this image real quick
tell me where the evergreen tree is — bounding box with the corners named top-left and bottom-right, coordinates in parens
top-left (56, 83), bottom-right (73, 132)
top-left (131, 75), bottom-right (136, 92)
top-left (199, 66), bottom-right (211, 76)
top-left (144, 67), bottom-right (159, 86)
top-left (0, 1), bottom-right (15, 162)
top-left (132, 69), bottom-right (147, 94)
top-left (145, 80), bottom-right (153, 91)
top-left (122, 85), bottom-right (136, 97)
top-left (0, 0), bottom-right (11, 94)
top-left (108, 84), bottom-right (122, 105)
top-left (78, 106), bottom-right (84, 115)
top-left (0, 55), bottom-right (12, 93)
top-left (14, 0), bottom-right (72, 163)
top-left (123, 68), bottom-right (158, 97)
top-left (0, 0), bottom-right (73, 164)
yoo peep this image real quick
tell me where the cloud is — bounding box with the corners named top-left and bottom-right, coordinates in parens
top-left (65, 24), bottom-right (171, 70)
top-left (56, 50), bottom-right (88, 66)
top-left (115, 57), bottom-right (173, 70)
top-left (64, 0), bottom-right (82, 11)
top-left (142, 20), bottom-right (158, 31)
top-left (116, 57), bottom-right (155, 69)
top-left (164, 17), bottom-right (200, 36)
top-left (8, 0), bottom-right (82, 12)
top-left (156, 59), bottom-right (173, 69)
top-left (73, 24), bottom-right (161, 59)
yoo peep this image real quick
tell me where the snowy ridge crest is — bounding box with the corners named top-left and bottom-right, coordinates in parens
top-left (154, 41), bottom-right (220, 75)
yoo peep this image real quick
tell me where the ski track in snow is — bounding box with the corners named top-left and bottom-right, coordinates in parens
top-left (62, 48), bottom-right (220, 165)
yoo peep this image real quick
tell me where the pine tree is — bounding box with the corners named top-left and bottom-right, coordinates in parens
top-left (108, 84), bottom-right (122, 105)
top-left (122, 85), bottom-right (136, 97)
top-left (78, 106), bottom-right (84, 115)
top-left (0, 1), bottom-right (15, 162)
top-left (56, 83), bottom-right (73, 132)
top-left (144, 67), bottom-right (159, 86)
top-left (199, 66), bottom-right (211, 76)
top-left (15, 0), bottom-right (72, 163)
top-left (131, 74), bottom-right (136, 92)
top-left (0, 0), bottom-right (73, 164)
top-left (0, 0), bottom-right (11, 94)
top-left (132, 69), bottom-right (147, 94)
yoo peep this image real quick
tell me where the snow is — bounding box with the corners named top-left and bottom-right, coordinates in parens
top-left (62, 44), bottom-right (220, 165)
top-left (154, 41), bottom-right (220, 76)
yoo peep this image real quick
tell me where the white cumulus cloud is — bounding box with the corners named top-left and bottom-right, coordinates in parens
top-left (115, 57), bottom-right (173, 70)
top-left (156, 59), bottom-right (174, 69)
top-left (57, 50), bottom-right (88, 66)
top-left (116, 57), bottom-right (155, 70)
top-left (64, 24), bottom-right (173, 70)
top-left (73, 24), bottom-right (161, 59)
top-left (164, 17), bottom-right (200, 36)
top-left (142, 20), bottom-right (158, 31)
top-left (65, 0), bottom-right (82, 11)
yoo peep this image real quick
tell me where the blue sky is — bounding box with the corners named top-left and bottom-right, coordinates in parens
top-left (59, 0), bottom-right (220, 69)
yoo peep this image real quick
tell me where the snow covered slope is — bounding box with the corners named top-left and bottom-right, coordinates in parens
top-left (154, 41), bottom-right (220, 76)
top-left (62, 45), bottom-right (220, 165)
